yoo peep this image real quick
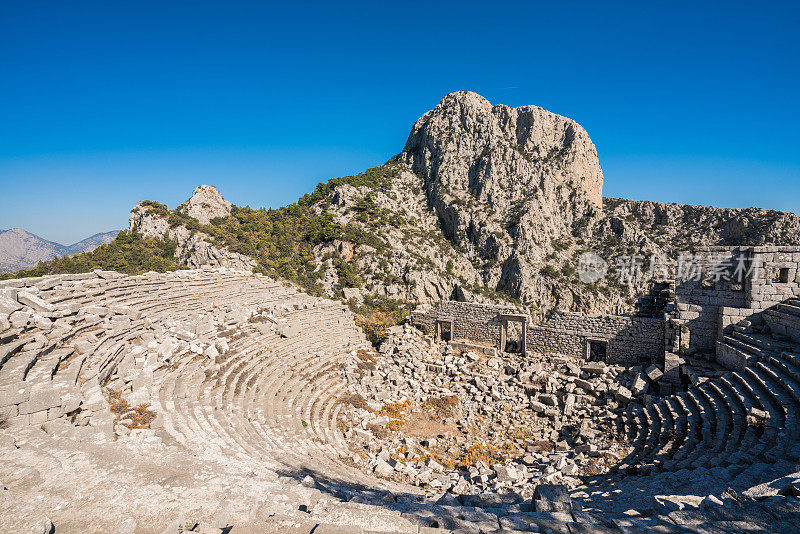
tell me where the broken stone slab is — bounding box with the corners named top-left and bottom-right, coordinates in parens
top-left (574, 378), bottom-right (594, 393)
top-left (652, 494), bottom-right (704, 512)
top-left (9, 310), bottom-right (32, 328)
top-left (742, 473), bottom-right (800, 500)
top-left (0, 297), bottom-right (22, 315)
top-left (278, 323), bottom-right (302, 338)
top-left (530, 400), bottom-right (547, 414)
top-left (663, 353), bottom-right (682, 382)
top-left (204, 344), bottom-right (220, 361)
top-left (747, 407), bottom-right (770, 425)
top-left (539, 393), bottom-right (559, 407)
top-left (532, 484), bottom-right (572, 513)
top-left (374, 460), bottom-right (394, 477)
top-left (563, 394), bottom-right (575, 416)
top-left (80, 305), bottom-right (110, 317)
top-left (581, 362), bottom-right (607, 375)
top-left (61, 393), bottom-right (82, 413)
top-left (493, 464), bottom-right (520, 482)
top-left (614, 386), bottom-right (633, 404)
top-left (16, 291), bottom-right (56, 313)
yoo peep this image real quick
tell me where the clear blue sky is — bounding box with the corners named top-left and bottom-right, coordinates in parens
top-left (1, 1), bottom-right (798, 244)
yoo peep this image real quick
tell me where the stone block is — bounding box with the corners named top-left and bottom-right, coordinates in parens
top-left (645, 365), bottom-right (663, 382)
top-left (278, 323), bottom-right (302, 338)
top-left (61, 393), bottom-right (82, 413)
top-left (0, 297), bottom-right (22, 315)
top-left (373, 460), bottom-right (393, 477)
top-left (29, 409), bottom-right (48, 425)
top-left (16, 291), bottom-right (56, 313)
top-left (663, 353), bottom-right (681, 382)
top-left (581, 362), bottom-right (606, 375)
top-left (0, 384), bottom-right (28, 408)
top-left (533, 484), bottom-right (572, 513)
top-left (615, 386), bottom-right (632, 404)
top-left (630, 373), bottom-right (649, 396)
top-left (9, 310), bottom-right (31, 328)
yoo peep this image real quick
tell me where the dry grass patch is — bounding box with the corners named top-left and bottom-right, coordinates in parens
top-left (456, 444), bottom-right (505, 470)
top-left (422, 395), bottom-right (460, 417)
top-left (340, 392), bottom-right (371, 411)
top-left (379, 400), bottom-right (410, 431)
top-left (366, 423), bottom-right (390, 439)
top-left (106, 389), bottom-right (157, 430)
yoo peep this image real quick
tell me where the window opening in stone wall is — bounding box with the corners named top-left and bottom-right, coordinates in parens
top-left (588, 340), bottom-right (608, 362)
top-left (775, 268), bottom-right (790, 284)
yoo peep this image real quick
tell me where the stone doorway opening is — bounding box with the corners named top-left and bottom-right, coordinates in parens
top-left (499, 314), bottom-right (527, 354)
top-left (505, 320), bottom-right (524, 353)
top-left (436, 319), bottom-right (453, 342)
top-left (587, 339), bottom-right (608, 362)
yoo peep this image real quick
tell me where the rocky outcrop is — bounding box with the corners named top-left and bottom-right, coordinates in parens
top-left (128, 201), bottom-right (255, 273)
top-left (180, 185), bottom-right (232, 225)
top-left (402, 90), bottom-right (603, 208)
top-left (391, 91), bottom-right (608, 309)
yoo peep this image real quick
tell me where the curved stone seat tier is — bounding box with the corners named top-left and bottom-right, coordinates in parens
top-left (0, 269), bottom-right (407, 507)
top-left (611, 322), bottom-right (800, 498)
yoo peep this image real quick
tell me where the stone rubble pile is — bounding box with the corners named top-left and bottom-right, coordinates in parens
top-left (339, 324), bottom-right (637, 496)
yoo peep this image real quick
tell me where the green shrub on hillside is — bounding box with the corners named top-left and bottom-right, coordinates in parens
top-left (348, 294), bottom-right (410, 345)
top-left (540, 264), bottom-right (560, 278)
top-left (161, 166), bottom-right (401, 295)
top-left (298, 165), bottom-right (397, 207)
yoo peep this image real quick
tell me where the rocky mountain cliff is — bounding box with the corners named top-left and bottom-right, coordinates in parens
top-left (126, 91), bottom-right (800, 319)
top-left (0, 228), bottom-right (118, 273)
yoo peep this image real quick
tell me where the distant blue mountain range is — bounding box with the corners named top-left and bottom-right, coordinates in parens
top-left (0, 228), bottom-right (119, 273)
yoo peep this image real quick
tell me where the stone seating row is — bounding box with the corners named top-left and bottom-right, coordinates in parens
top-left (614, 328), bottom-right (800, 490)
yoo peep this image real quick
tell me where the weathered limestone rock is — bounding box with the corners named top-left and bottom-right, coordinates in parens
top-left (17, 291), bottom-right (55, 313)
top-left (181, 185), bottom-right (232, 225)
top-left (533, 484), bottom-right (572, 512)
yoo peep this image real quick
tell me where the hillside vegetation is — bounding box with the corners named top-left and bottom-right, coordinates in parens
top-left (0, 231), bottom-right (185, 279)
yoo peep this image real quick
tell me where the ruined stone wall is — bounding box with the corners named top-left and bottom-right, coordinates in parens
top-left (715, 340), bottom-right (748, 371)
top-left (673, 290), bottom-right (748, 352)
top-left (526, 312), bottom-right (665, 365)
top-left (410, 301), bottom-right (517, 345)
top-left (763, 307), bottom-right (800, 345)
top-left (745, 247), bottom-right (800, 309)
top-left (412, 302), bottom-right (664, 365)
top-left (671, 247), bottom-right (748, 352)
top-left (671, 246), bottom-right (800, 353)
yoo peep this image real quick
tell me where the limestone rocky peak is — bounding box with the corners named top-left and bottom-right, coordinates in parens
top-left (183, 184), bottom-right (232, 225)
top-left (401, 90), bottom-right (604, 208)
